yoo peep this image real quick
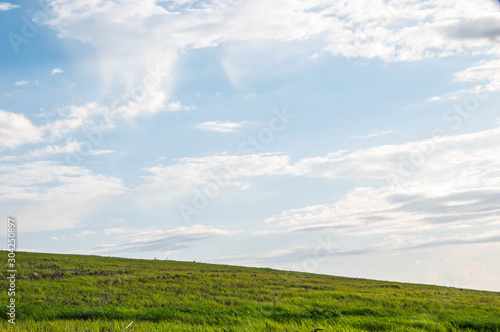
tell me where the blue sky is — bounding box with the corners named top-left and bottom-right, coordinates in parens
top-left (2, 0), bottom-right (500, 291)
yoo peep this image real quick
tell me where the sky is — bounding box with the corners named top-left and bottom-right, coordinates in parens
top-left (1, 0), bottom-right (500, 292)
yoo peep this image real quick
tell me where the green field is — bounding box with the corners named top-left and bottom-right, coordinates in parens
top-left (1, 252), bottom-right (499, 331)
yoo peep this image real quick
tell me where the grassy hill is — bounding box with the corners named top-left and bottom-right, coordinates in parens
top-left (1, 252), bottom-right (499, 331)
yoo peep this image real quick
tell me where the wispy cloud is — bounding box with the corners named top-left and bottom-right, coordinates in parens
top-left (243, 93), bottom-right (255, 100)
top-left (76, 231), bottom-right (97, 238)
top-left (0, 141), bottom-right (82, 162)
top-left (51, 68), bottom-right (64, 75)
top-left (90, 225), bottom-right (238, 253)
top-left (350, 130), bottom-right (394, 139)
top-left (14, 80), bottom-right (39, 87)
top-left (403, 231), bottom-right (500, 250)
top-left (215, 245), bottom-right (373, 266)
top-left (89, 150), bottom-right (116, 156)
top-left (0, 2), bottom-right (19, 11)
top-left (454, 59), bottom-right (500, 93)
top-left (137, 153), bottom-right (290, 207)
top-left (194, 121), bottom-right (248, 133)
top-left (0, 161), bottom-right (125, 232)
top-left (166, 100), bottom-right (196, 112)
top-left (44, 102), bottom-right (114, 138)
top-left (14, 81), bottom-right (29, 87)
top-left (103, 227), bottom-right (127, 235)
top-left (0, 142), bottom-right (116, 162)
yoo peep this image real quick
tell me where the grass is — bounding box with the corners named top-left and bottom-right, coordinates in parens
top-left (1, 251), bottom-right (499, 331)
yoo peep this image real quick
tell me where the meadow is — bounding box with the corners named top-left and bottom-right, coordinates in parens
top-left (1, 252), bottom-right (499, 331)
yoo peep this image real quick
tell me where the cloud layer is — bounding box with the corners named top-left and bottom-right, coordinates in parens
top-left (0, 161), bottom-right (125, 231)
top-left (89, 224), bottom-right (237, 253)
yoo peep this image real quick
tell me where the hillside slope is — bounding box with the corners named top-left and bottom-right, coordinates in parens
top-left (1, 252), bottom-right (499, 331)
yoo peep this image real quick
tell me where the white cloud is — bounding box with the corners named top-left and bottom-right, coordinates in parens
top-left (454, 59), bottom-right (500, 92)
top-left (0, 2), bottom-right (19, 11)
top-left (5, 95), bottom-right (191, 148)
top-left (76, 230), bottom-right (97, 238)
top-left (384, 234), bottom-right (430, 248)
top-left (243, 93), bottom-right (255, 100)
top-left (14, 80), bottom-right (39, 86)
top-left (33, 141), bottom-right (81, 155)
top-left (0, 142), bottom-right (115, 162)
top-left (89, 150), bottom-right (116, 156)
top-left (103, 227), bottom-right (127, 235)
top-left (0, 103), bottom-right (113, 149)
top-left (0, 161), bottom-right (125, 232)
top-left (137, 153), bottom-right (292, 207)
top-left (350, 130), bottom-right (394, 139)
top-left (291, 128), bottom-right (500, 182)
top-left (45, 1), bottom-right (180, 119)
top-left (51, 68), bottom-right (64, 74)
top-left (194, 121), bottom-right (247, 133)
top-left (323, 0), bottom-right (500, 61)
top-left (44, 102), bottom-right (114, 138)
top-left (14, 81), bottom-right (29, 86)
top-left (16, 249), bottom-right (39, 253)
top-left (0, 110), bottom-right (44, 148)
top-left (166, 99), bottom-right (196, 112)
